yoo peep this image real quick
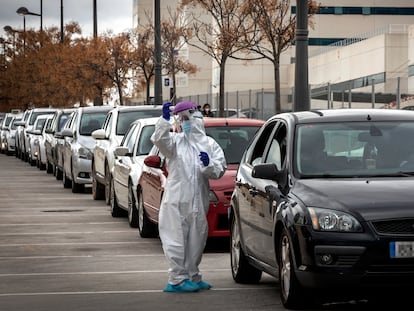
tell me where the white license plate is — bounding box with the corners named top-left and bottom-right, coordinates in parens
top-left (390, 241), bottom-right (414, 258)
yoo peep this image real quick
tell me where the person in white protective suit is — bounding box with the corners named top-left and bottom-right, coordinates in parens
top-left (150, 101), bottom-right (227, 293)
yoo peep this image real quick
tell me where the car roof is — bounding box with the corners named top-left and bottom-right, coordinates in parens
top-left (203, 117), bottom-right (265, 127)
top-left (129, 117), bottom-right (160, 126)
top-left (77, 105), bottom-right (114, 113)
top-left (110, 105), bottom-right (162, 112)
top-left (273, 108), bottom-right (414, 124)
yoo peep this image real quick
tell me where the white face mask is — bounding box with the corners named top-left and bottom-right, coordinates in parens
top-left (181, 120), bottom-right (192, 135)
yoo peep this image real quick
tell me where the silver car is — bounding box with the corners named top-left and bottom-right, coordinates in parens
top-left (91, 105), bottom-right (162, 204)
top-left (61, 106), bottom-right (113, 193)
top-left (32, 115), bottom-right (54, 170)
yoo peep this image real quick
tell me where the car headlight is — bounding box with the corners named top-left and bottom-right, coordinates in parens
top-left (308, 207), bottom-right (362, 232)
top-left (78, 146), bottom-right (93, 160)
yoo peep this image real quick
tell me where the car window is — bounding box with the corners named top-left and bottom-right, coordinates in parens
top-left (205, 125), bottom-right (261, 164)
top-left (295, 121), bottom-right (414, 177)
top-left (123, 124), bottom-right (139, 153)
top-left (11, 118), bottom-right (22, 129)
top-left (264, 123), bottom-right (287, 170)
top-left (136, 125), bottom-right (155, 156)
top-left (79, 112), bottom-right (108, 135)
top-left (245, 121), bottom-right (277, 166)
top-left (104, 113), bottom-right (113, 137)
top-left (116, 110), bottom-right (161, 136)
top-left (58, 113), bottom-right (71, 131)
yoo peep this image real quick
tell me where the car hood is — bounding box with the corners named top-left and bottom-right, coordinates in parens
top-left (78, 135), bottom-right (96, 151)
top-left (292, 178), bottom-right (414, 221)
top-left (209, 164), bottom-right (238, 190)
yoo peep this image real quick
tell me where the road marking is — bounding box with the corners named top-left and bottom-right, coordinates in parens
top-left (0, 287), bottom-right (275, 297)
top-left (0, 241), bottom-right (154, 247)
top-left (0, 254), bottom-right (166, 259)
top-left (0, 268), bottom-right (230, 277)
top-left (0, 230), bottom-right (133, 236)
top-left (0, 222), bottom-right (123, 226)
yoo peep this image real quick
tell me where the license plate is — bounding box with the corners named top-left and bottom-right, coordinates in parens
top-left (390, 241), bottom-right (414, 258)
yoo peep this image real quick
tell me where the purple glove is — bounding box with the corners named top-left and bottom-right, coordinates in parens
top-left (162, 102), bottom-right (172, 121)
top-left (199, 151), bottom-right (209, 166)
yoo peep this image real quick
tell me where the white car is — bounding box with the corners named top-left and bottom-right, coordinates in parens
top-left (27, 114), bottom-right (54, 167)
top-left (0, 113), bottom-right (16, 154)
top-left (32, 115), bottom-right (54, 170)
top-left (91, 105), bottom-right (162, 204)
top-left (111, 117), bottom-right (159, 227)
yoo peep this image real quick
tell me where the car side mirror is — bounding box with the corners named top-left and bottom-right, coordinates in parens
top-left (54, 131), bottom-right (63, 138)
top-left (144, 155), bottom-right (162, 169)
top-left (45, 128), bottom-right (55, 134)
top-left (92, 129), bottom-right (106, 140)
top-left (252, 163), bottom-right (284, 183)
top-left (61, 128), bottom-right (73, 138)
top-left (114, 146), bottom-right (130, 157)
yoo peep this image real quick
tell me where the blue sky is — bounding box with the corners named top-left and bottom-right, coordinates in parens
top-left (1, 0), bottom-right (133, 37)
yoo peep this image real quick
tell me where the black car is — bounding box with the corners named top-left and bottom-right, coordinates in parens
top-left (230, 108), bottom-right (414, 309)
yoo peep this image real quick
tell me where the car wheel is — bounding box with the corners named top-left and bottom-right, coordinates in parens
top-left (55, 166), bottom-right (63, 180)
top-left (62, 165), bottom-right (71, 188)
top-left (105, 163), bottom-right (111, 205)
top-left (138, 188), bottom-right (158, 238)
top-left (46, 160), bottom-right (53, 174)
top-left (230, 214), bottom-right (262, 283)
top-left (110, 177), bottom-right (123, 217)
top-left (278, 228), bottom-right (308, 309)
top-left (127, 183), bottom-right (138, 228)
top-left (92, 166), bottom-right (105, 200)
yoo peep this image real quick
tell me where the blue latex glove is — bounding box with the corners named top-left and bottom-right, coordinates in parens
top-left (162, 102), bottom-right (172, 121)
top-left (199, 151), bottom-right (209, 167)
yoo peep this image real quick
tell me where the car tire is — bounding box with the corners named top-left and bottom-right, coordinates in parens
top-left (55, 166), bottom-right (63, 180)
top-left (138, 188), bottom-right (158, 238)
top-left (105, 163), bottom-right (111, 206)
top-left (230, 214), bottom-right (262, 283)
top-left (46, 160), bottom-right (53, 174)
top-left (278, 227), bottom-right (308, 309)
top-left (127, 183), bottom-right (138, 228)
top-left (62, 166), bottom-right (71, 188)
top-left (92, 164), bottom-right (105, 200)
top-left (110, 178), bottom-right (123, 217)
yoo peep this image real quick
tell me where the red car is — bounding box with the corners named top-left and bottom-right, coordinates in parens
top-left (137, 117), bottom-right (265, 239)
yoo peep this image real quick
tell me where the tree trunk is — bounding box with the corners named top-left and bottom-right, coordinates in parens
top-left (274, 55), bottom-right (281, 114)
top-left (218, 58), bottom-right (227, 117)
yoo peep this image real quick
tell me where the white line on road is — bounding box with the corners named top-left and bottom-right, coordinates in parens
top-left (0, 268), bottom-right (230, 277)
top-left (0, 241), bottom-right (153, 247)
top-left (0, 287), bottom-right (275, 297)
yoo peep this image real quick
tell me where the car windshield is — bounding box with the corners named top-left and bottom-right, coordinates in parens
top-left (206, 126), bottom-right (260, 164)
top-left (116, 110), bottom-right (161, 136)
top-left (35, 118), bottom-right (47, 131)
top-left (136, 125), bottom-right (156, 156)
top-left (79, 112), bottom-right (108, 135)
top-left (295, 121), bottom-right (414, 177)
top-left (29, 111), bottom-right (54, 125)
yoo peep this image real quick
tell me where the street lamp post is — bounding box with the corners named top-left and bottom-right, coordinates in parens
top-left (154, 0), bottom-right (162, 106)
top-left (16, 6), bottom-right (42, 31)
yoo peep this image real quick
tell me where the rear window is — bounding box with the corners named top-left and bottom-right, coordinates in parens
top-left (205, 125), bottom-right (261, 164)
top-left (116, 110), bottom-right (161, 136)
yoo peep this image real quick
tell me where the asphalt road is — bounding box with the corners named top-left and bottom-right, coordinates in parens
top-left (0, 153), bottom-right (406, 311)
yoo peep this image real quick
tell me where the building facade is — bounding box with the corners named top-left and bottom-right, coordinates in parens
top-left (132, 0), bottom-right (414, 117)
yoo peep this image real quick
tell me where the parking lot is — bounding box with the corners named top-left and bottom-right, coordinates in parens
top-left (0, 154), bottom-right (285, 311)
top-left (0, 153), bottom-right (407, 311)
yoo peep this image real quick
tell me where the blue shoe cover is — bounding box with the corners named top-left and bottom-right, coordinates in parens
top-left (163, 279), bottom-right (199, 293)
top-left (196, 280), bottom-right (212, 290)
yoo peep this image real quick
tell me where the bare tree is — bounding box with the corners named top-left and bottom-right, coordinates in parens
top-left (161, 7), bottom-right (198, 104)
top-left (181, 0), bottom-right (259, 117)
top-left (129, 26), bottom-right (155, 104)
top-left (241, 0), bottom-right (319, 113)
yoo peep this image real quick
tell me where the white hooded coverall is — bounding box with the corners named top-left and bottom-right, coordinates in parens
top-left (150, 112), bottom-right (226, 285)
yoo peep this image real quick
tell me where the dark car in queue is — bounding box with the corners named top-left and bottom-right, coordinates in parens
top-left (229, 108), bottom-right (414, 309)
top-left (138, 117), bottom-right (265, 239)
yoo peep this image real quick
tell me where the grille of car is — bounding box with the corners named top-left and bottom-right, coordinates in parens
top-left (371, 219), bottom-right (414, 235)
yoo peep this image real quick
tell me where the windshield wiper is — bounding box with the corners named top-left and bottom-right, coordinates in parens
top-left (369, 171), bottom-right (414, 177)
